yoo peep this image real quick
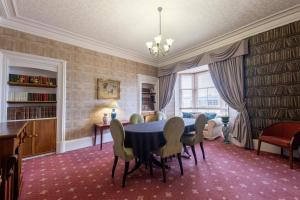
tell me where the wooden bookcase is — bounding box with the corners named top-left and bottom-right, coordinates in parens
top-left (5, 66), bottom-right (57, 157)
top-left (137, 74), bottom-right (159, 120)
top-left (142, 83), bottom-right (156, 111)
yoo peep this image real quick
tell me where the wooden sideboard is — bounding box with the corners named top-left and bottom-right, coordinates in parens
top-left (0, 121), bottom-right (28, 200)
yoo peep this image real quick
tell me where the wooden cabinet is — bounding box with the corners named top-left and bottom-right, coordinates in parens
top-left (22, 119), bottom-right (56, 157)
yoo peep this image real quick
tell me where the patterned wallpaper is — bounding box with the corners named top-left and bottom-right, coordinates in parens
top-left (245, 20), bottom-right (300, 138)
top-left (0, 27), bottom-right (157, 140)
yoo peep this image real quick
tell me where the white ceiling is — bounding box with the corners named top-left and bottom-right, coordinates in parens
top-left (0, 0), bottom-right (300, 66)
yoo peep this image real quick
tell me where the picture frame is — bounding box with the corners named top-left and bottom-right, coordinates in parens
top-left (97, 79), bottom-right (120, 99)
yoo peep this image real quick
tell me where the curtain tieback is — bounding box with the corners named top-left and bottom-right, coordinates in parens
top-left (238, 102), bottom-right (247, 111)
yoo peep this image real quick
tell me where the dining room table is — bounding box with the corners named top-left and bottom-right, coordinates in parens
top-left (124, 118), bottom-right (195, 173)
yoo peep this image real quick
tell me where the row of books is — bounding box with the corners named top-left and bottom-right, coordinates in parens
top-left (9, 74), bottom-right (57, 86)
top-left (7, 106), bottom-right (56, 120)
top-left (8, 92), bottom-right (56, 101)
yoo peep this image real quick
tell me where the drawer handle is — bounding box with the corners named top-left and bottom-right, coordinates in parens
top-left (33, 134), bottom-right (38, 137)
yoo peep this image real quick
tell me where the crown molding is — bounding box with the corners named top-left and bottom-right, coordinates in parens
top-left (157, 4), bottom-right (300, 67)
top-left (0, 0), bottom-right (158, 66)
top-left (0, 0), bottom-right (299, 67)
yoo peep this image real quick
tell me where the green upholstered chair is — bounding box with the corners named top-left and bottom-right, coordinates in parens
top-left (129, 113), bottom-right (144, 124)
top-left (156, 111), bottom-right (167, 121)
top-left (145, 114), bottom-right (157, 122)
top-left (181, 114), bottom-right (206, 165)
top-left (110, 119), bottom-right (135, 187)
top-left (153, 117), bottom-right (185, 183)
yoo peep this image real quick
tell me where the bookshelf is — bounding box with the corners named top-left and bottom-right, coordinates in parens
top-left (8, 82), bottom-right (57, 88)
top-left (137, 74), bottom-right (159, 119)
top-left (6, 67), bottom-right (57, 121)
top-left (142, 83), bottom-right (156, 111)
top-left (1, 54), bottom-right (59, 157)
top-left (0, 50), bottom-right (67, 155)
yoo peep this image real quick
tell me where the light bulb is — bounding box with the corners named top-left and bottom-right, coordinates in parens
top-left (146, 41), bottom-right (153, 49)
top-left (154, 35), bottom-right (162, 44)
top-left (152, 46), bottom-right (158, 53)
top-left (163, 44), bottom-right (169, 52)
top-left (166, 38), bottom-right (174, 46)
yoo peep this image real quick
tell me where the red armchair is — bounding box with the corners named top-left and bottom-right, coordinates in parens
top-left (257, 122), bottom-right (300, 169)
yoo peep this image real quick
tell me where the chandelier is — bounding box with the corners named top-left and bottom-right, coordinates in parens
top-left (146, 7), bottom-right (174, 56)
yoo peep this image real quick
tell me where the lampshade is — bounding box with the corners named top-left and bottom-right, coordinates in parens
top-left (166, 38), bottom-right (174, 46)
top-left (110, 101), bottom-right (119, 109)
top-left (146, 41), bottom-right (153, 48)
top-left (154, 35), bottom-right (162, 44)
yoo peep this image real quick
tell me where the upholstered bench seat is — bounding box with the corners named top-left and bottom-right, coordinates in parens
top-left (259, 135), bottom-right (290, 147)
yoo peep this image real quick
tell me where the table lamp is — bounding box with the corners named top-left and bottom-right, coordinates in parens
top-left (110, 101), bottom-right (119, 120)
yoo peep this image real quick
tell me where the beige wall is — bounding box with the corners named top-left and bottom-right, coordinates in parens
top-left (0, 27), bottom-right (158, 140)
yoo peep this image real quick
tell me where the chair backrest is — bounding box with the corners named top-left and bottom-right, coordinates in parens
top-left (129, 113), bottom-right (144, 124)
top-left (156, 111), bottom-right (167, 121)
top-left (194, 114), bottom-right (207, 143)
top-left (162, 117), bottom-right (185, 157)
top-left (262, 122), bottom-right (300, 139)
top-left (110, 119), bottom-right (126, 158)
top-left (145, 114), bottom-right (157, 122)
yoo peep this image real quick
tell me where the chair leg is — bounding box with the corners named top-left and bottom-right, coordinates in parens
top-left (200, 142), bottom-right (205, 160)
top-left (289, 148), bottom-right (293, 169)
top-left (281, 147), bottom-right (284, 157)
top-left (191, 145), bottom-right (197, 165)
top-left (149, 155), bottom-right (153, 177)
top-left (257, 140), bottom-right (262, 155)
top-left (177, 153), bottom-right (183, 176)
top-left (183, 144), bottom-right (191, 157)
top-left (122, 161), bottom-right (130, 188)
top-left (161, 157), bottom-right (166, 183)
top-left (112, 156), bottom-right (118, 178)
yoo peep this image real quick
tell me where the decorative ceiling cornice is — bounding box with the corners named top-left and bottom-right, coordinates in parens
top-left (0, 0), bottom-right (159, 66)
top-left (0, 0), bottom-right (299, 67)
top-left (157, 4), bottom-right (300, 67)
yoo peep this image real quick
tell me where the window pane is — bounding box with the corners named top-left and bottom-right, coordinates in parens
top-left (207, 88), bottom-right (220, 107)
top-left (181, 90), bottom-right (193, 108)
top-left (197, 89), bottom-right (207, 107)
top-left (197, 71), bottom-right (214, 88)
top-left (180, 75), bottom-right (193, 89)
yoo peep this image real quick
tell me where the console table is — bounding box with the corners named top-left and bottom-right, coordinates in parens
top-left (94, 120), bottom-right (130, 150)
top-left (0, 121), bottom-right (28, 200)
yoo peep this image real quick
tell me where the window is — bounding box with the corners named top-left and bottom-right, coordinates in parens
top-left (179, 69), bottom-right (227, 115)
top-left (180, 75), bottom-right (193, 108)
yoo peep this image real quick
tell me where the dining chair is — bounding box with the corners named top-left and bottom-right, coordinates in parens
top-left (129, 113), bottom-right (144, 124)
top-left (181, 114), bottom-right (206, 165)
top-left (153, 117), bottom-right (185, 183)
top-left (156, 111), bottom-right (167, 121)
top-left (145, 114), bottom-right (157, 122)
top-left (110, 119), bottom-right (135, 188)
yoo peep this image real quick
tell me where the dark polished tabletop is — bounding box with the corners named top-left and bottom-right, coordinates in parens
top-left (124, 118), bottom-right (195, 162)
top-left (124, 118), bottom-right (195, 134)
top-left (0, 121), bottom-right (28, 139)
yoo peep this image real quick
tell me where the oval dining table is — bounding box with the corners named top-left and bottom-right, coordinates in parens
top-left (124, 118), bottom-right (195, 173)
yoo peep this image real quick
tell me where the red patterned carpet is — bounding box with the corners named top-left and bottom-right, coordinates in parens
top-left (20, 139), bottom-right (300, 200)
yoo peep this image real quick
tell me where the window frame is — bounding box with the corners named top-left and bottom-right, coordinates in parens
top-left (179, 70), bottom-right (227, 112)
top-left (179, 73), bottom-right (195, 109)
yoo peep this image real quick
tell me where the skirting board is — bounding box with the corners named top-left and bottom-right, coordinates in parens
top-left (65, 132), bottom-right (113, 152)
top-left (65, 133), bottom-right (300, 158)
top-left (231, 137), bottom-right (300, 158)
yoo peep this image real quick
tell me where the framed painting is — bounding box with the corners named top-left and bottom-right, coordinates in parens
top-left (97, 79), bottom-right (120, 99)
